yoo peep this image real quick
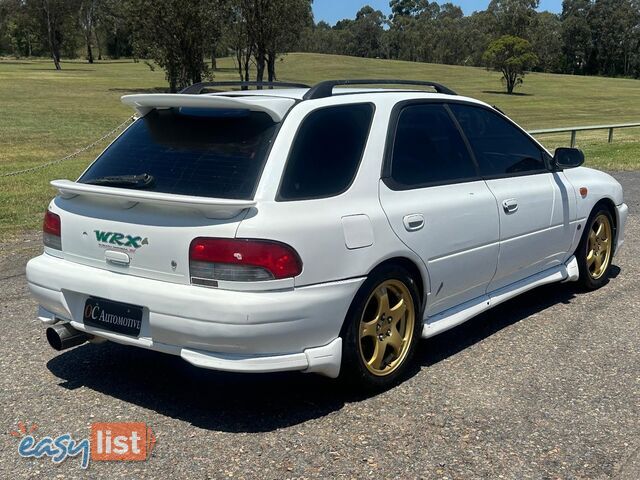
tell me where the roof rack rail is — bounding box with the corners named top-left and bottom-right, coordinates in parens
top-left (303, 79), bottom-right (457, 100)
top-left (180, 81), bottom-right (311, 95)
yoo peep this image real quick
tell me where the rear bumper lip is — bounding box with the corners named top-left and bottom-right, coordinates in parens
top-left (27, 254), bottom-right (364, 377)
top-left (38, 305), bottom-right (343, 377)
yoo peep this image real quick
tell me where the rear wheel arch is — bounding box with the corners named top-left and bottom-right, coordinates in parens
top-left (339, 256), bottom-right (426, 339)
top-left (339, 259), bottom-right (424, 389)
top-left (369, 257), bottom-right (426, 310)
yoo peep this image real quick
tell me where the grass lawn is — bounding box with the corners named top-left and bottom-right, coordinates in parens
top-left (1, 53), bottom-right (639, 233)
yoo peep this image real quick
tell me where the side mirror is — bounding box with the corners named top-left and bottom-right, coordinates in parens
top-left (554, 147), bottom-right (584, 169)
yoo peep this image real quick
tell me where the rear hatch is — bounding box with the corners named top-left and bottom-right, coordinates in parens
top-left (50, 95), bottom-right (290, 284)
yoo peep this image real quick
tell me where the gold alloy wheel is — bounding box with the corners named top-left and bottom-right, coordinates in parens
top-left (587, 214), bottom-right (613, 280)
top-left (358, 279), bottom-right (415, 376)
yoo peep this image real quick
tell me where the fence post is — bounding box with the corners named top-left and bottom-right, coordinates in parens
top-left (570, 130), bottom-right (576, 148)
top-left (608, 127), bottom-right (614, 143)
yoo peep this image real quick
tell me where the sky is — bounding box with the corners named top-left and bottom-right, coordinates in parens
top-left (312, 0), bottom-right (563, 25)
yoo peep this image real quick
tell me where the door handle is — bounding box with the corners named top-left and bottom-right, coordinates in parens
top-left (502, 199), bottom-right (518, 214)
top-left (403, 214), bottom-right (425, 231)
top-left (105, 250), bottom-right (130, 266)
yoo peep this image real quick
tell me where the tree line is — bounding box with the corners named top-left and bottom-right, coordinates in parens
top-left (0, 0), bottom-right (313, 91)
top-left (299, 0), bottom-right (640, 79)
top-left (1, 0), bottom-right (639, 93)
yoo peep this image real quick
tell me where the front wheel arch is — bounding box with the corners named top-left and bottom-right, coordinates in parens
top-left (591, 198), bottom-right (618, 253)
top-left (575, 203), bottom-right (615, 289)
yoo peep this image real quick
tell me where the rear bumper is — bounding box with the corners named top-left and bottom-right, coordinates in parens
top-left (26, 254), bottom-right (365, 377)
top-left (615, 203), bottom-right (628, 255)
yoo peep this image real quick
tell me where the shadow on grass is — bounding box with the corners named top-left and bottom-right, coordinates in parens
top-left (91, 60), bottom-right (141, 64)
top-left (482, 90), bottom-right (533, 96)
top-left (46, 268), bottom-right (618, 433)
top-left (109, 87), bottom-right (169, 94)
top-left (31, 68), bottom-right (96, 72)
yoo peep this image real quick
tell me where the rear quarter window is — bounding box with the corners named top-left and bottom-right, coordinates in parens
top-left (278, 103), bottom-right (374, 201)
top-left (79, 108), bottom-right (278, 200)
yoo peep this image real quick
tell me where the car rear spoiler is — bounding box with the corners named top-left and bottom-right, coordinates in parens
top-left (121, 94), bottom-right (296, 122)
top-left (50, 180), bottom-right (256, 219)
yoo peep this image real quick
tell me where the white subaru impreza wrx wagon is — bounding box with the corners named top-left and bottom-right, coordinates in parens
top-left (26, 80), bottom-right (628, 389)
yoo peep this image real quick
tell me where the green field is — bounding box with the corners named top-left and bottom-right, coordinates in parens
top-left (1, 53), bottom-right (639, 233)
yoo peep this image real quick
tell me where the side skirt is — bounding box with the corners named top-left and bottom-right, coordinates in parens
top-left (421, 256), bottom-right (578, 339)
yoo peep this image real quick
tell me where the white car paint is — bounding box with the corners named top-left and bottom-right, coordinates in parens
top-left (121, 93), bottom-right (296, 121)
top-left (379, 179), bottom-right (500, 316)
top-left (26, 87), bottom-right (628, 378)
top-left (485, 171), bottom-right (577, 291)
top-left (51, 179), bottom-right (256, 219)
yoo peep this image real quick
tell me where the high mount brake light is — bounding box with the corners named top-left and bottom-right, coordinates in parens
top-left (43, 210), bottom-right (62, 250)
top-left (189, 238), bottom-right (302, 285)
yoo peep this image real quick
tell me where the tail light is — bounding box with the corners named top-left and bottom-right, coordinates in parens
top-left (43, 210), bottom-right (62, 250)
top-left (189, 238), bottom-right (302, 285)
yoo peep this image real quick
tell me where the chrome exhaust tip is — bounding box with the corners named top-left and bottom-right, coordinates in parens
top-left (46, 323), bottom-right (90, 351)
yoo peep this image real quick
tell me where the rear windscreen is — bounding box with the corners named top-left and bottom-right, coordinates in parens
top-left (79, 108), bottom-right (279, 199)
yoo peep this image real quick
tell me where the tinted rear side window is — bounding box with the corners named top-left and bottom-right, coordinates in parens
top-left (80, 108), bottom-right (278, 199)
top-left (278, 104), bottom-right (374, 200)
top-left (449, 104), bottom-right (546, 177)
top-left (389, 103), bottom-right (477, 188)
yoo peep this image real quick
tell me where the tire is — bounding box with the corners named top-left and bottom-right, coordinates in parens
top-left (576, 206), bottom-right (615, 290)
top-left (340, 264), bottom-right (422, 391)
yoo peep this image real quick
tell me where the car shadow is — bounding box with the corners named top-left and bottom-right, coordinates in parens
top-left (416, 283), bottom-right (574, 368)
top-left (48, 336), bottom-right (357, 433)
top-left (46, 267), bottom-right (620, 433)
top-left (416, 265), bottom-right (620, 368)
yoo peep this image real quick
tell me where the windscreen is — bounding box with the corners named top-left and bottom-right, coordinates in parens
top-left (79, 108), bottom-right (279, 199)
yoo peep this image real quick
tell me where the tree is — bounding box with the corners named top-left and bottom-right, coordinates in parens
top-left (589, 0), bottom-right (639, 76)
top-left (30, 0), bottom-right (79, 69)
top-left (488, 0), bottom-right (539, 37)
top-left (129, 0), bottom-right (223, 92)
top-left (223, 0), bottom-right (253, 83)
top-left (432, 3), bottom-right (466, 65)
top-left (79, 0), bottom-right (98, 63)
top-left (234, 0), bottom-right (311, 83)
top-left (350, 5), bottom-right (386, 58)
top-left (298, 20), bottom-right (341, 54)
top-left (529, 12), bottom-right (563, 72)
top-left (95, 0), bottom-right (133, 59)
top-left (386, 13), bottom-right (419, 61)
top-left (267, 0), bottom-right (311, 80)
top-left (483, 35), bottom-right (538, 93)
top-left (560, 0), bottom-right (592, 74)
top-left (388, 0), bottom-right (441, 62)
top-left (0, 0), bottom-right (40, 57)
top-left (389, 0), bottom-right (418, 19)
top-left (459, 11), bottom-right (495, 65)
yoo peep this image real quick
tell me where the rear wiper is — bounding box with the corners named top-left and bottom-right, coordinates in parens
top-left (85, 173), bottom-right (155, 189)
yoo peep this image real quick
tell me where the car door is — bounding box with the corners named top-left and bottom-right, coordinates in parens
top-left (449, 103), bottom-right (576, 291)
top-left (379, 102), bottom-right (500, 317)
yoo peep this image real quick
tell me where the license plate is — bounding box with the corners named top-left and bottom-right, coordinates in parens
top-left (83, 297), bottom-right (143, 337)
